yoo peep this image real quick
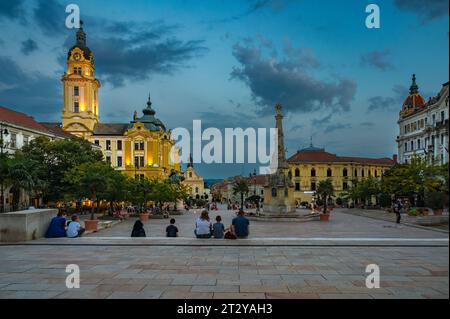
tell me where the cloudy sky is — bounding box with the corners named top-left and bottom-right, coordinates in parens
top-left (0, 0), bottom-right (448, 178)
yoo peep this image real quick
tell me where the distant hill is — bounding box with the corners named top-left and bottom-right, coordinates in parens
top-left (204, 179), bottom-right (224, 188)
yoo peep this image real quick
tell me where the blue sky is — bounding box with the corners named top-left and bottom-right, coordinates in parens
top-left (0, 0), bottom-right (448, 178)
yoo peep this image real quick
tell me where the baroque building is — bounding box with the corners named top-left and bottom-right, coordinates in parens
top-left (396, 75), bottom-right (449, 165)
top-left (58, 23), bottom-right (181, 179)
top-left (287, 145), bottom-right (395, 205)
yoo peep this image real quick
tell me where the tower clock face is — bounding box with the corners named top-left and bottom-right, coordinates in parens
top-left (73, 53), bottom-right (81, 61)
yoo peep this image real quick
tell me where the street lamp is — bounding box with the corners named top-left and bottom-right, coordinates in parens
top-left (0, 125), bottom-right (10, 213)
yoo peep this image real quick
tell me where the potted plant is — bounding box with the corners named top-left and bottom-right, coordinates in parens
top-left (317, 180), bottom-right (334, 222)
top-left (140, 209), bottom-right (150, 222)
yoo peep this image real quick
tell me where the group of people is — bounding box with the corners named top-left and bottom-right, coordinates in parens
top-left (130, 209), bottom-right (250, 239)
top-left (45, 211), bottom-right (85, 238)
top-left (194, 210), bottom-right (249, 239)
top-left (393, 199), bottom-right (407, 225)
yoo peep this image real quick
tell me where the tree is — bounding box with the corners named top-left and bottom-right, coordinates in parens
top-left (381, 155), bottom-right (444, 206)
top-left (100, 169), bottom-right (128, 214)
top-left (232, 177), bottom-right (249, 208)
top-left (21, 137), bottom-right (103, 204)
top-left (64, 161), bottom-right (113, 220)
top-left (4, 154), bottom-right (35, 211)
top-left (316, 179), bottom-right (334, 214)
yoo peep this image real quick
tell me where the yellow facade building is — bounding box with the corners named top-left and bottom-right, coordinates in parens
top-left (60, 23), bottom-right (180, 179)
top-left (287, 144), bottom-right (395, 204)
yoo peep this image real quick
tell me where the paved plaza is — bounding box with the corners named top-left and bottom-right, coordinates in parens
top-left (0, 208), bottom-right (448, 299)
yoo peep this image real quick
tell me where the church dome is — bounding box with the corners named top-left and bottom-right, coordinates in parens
top-left (129, 95), bottom-right (167, 132)
top-left (400, 74), bottom-right (426, 119)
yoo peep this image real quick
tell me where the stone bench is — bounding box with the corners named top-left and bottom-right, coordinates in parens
top-left (0, 209), bottom-right (58, 242)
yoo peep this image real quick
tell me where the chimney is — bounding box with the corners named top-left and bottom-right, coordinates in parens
top-left (393, 154), bottom-right (398, 163)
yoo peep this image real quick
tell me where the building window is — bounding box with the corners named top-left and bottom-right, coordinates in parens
top-left (343, 168), bottom-right (348, 177)
top-left (404, 143), bottom-right (407, 152)
top-left (271, 188), bottom-right (277, 197)
top-left (74, 101), bottom-right (79, 113)
top-left (327, 168), bottom-right (332, 177)
top-left (134, 156), bottom-right (145, 168)
top-left (106, 140), bottom-right (111, 151)
top-left (117, 156), bottom-right (123, 167)
top-left (411, 140), bottom-right (414, 151)
top-left (10, 133), bottom-right (17, 149)
top-left (94, 140), bottom-right (99, 146)
top-left (105, 156), bottom-right (111, 163)
top-left (425, 117), bottom-right (428, 125)
top-left (74, 86), bottom-right (79, 96)
top-left (311, 182), bottom-right (316, 191)
top-left (295, 168), bottom-right (300, 177)
top-left (189, 172), bottom-right (192, 178)
top-left (295, 183), bottom-right (300, 191)
top-left (441, 111), bottom-right (445, 122)
top-left (362, 169), bottom-right (365, 178)
top-left (354, 169), bottom-right (357, 177)
top-left (343, 182), bottom-right (348, 190)
top-left (134, 141), bottom-right (145, 150)
top-left (23, 135), bottom-right (29, 146)
top-left (311, 168), bottom-right (316, 177)
top-left (375, 170), bottom-right (378, 178)
top-left (432, 114), bottom-right (436, 125)
top-left (195, 187), bottom-right (199, 194)
top-left (417, 139), bottom-right (421, 149)
top-left (441, 134), bottom-right (445, 144)
top-left (117, 140), bottom-right (122, 151)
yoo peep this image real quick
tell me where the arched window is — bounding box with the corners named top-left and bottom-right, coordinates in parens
top-left (327, 168), bottom-right (332, 177)
top-left (343, 168), bottom-right (348, 177)
top-left (295, 168), bottom-right (300, 177)
top-left (311, 168), bottom-right (316, 177)
top-left (354, 169), bottom-right (357, 177)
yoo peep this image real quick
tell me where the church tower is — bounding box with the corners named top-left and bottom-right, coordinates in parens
top-left (61, 21), bottom-right (101, 137)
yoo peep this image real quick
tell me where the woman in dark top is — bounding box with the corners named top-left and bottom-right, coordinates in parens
top-left (131, 220), bottom-right (146, 237)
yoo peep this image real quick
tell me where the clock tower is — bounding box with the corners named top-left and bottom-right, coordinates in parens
top-left (62, 22), bottom-right (101, 137)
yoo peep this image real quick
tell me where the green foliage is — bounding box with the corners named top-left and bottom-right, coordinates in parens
top-left (425, 191), bottom-right (446, 210)
top-left (21, 137), bottom-right (103, 203)
top-left (233, 177), bottom-right (249, 207)
top-left (378, 193), bottom-right (392, 208)
top-left (316, 179), bottom-right (334, 213)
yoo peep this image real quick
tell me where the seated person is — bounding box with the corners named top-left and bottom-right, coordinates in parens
top-left (195, 211), bottom-right (212, 238)
top-left (212, 215), bottom-right (225, 239)
top-left (231, 209), bottom-right (250, 239)
top-left (166, 218), bottom-right (179, 237)
top-left (131, 220), bottom-right (146, 237)
top-left (66, 215), bottom-right (85, 238)
top-left (45, 211), bottom-right (67, 238)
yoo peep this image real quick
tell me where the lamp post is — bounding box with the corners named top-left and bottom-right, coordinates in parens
top-left (0, 125), bottom-right (10, 213)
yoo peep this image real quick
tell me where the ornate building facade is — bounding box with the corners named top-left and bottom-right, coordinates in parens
top-left (396, 75), bottom-right (449, 165)
top-left (59, 23), bottom-right (181, 179)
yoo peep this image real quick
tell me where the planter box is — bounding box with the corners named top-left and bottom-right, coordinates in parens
top-left (139, 213), bottom-right (150, 222)
top-left (320, 214), bottom-right (330, 222)
top-left (0, 209), bottom-right (57, 242)
top-left (84, 220), bottom-right (99, 232)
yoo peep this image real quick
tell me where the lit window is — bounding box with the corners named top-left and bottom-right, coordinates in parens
top-left (74, 101), bottom-right (79, 113)
top-left (74, 86), bottom-right (79, 96)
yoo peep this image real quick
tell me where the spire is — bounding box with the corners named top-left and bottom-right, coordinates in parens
top-left (142, 92), bottom-right (156, 116)
top-left (187, 153), bottom-right (194, 168)
top-left (310, 136), bottom-right (313, 148)
top-left (76, 20), bottom-right (86, 47)
top-left (410, 74), bottom-right (419, 95)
